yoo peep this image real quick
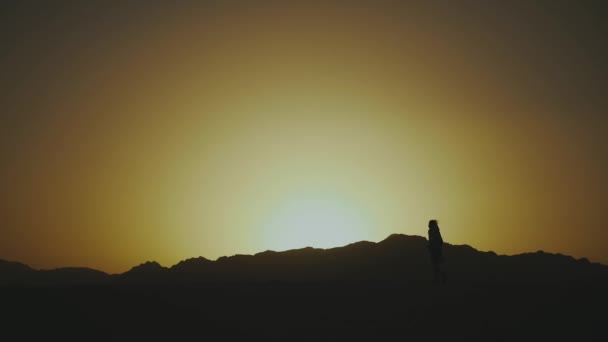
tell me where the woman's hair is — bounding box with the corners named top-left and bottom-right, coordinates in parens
top-left (428, 219), bottom-right (438, 228)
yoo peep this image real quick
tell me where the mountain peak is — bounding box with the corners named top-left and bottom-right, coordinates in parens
top-left (380, 233), bottom-right (427, 245)
top-left (0, 259), bottom-right (33, 273)
top-left (127, 261), bottom-right (166, 273)
top-left (171, 257), bottom-right (212, 271)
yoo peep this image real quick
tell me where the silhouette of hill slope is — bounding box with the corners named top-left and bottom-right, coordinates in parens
top-left (1, 234), bottom-right (606, 285)
top-left (104, 234), bottom-right (608, 282)
top-left (2, 234), bottom-right (607, 341)
top-left (0, 259), bottom-right (33, 284)
top-left (0, 259), bottom-right (110, 285)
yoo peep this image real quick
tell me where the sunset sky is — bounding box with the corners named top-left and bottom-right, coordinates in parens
top-left (1, 1), bottom-right (606, 273)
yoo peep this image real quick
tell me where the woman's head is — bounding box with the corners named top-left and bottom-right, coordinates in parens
top-left (428, 219), bottom-right (438, 229)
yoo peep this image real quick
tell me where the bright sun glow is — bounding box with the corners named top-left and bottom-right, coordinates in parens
top-left (262, 194), bottom-right (372, 251)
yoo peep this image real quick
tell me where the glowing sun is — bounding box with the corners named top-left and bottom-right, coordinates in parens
top-left (262, 194), bottom-right (371, 251)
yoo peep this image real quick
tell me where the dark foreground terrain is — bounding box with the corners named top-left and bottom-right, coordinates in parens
top-left (2, 235), bottom-right (607, 341)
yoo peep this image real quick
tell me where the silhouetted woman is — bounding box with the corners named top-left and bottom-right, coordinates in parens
top-left (428, 219), bottom-right (446, 284)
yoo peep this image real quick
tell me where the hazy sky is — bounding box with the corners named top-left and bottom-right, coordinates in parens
top-left (1, 1), bottom-right (607, 273)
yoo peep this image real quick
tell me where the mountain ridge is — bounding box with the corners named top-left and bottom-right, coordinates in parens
top-left (1, 234), bottom-right (605, 286)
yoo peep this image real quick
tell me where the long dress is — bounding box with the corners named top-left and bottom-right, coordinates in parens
top-left (428, 227), bottom-right (444, 264)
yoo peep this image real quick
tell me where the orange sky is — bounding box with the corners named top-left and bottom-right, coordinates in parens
top-left (1, 1), bottom-right (607, 273)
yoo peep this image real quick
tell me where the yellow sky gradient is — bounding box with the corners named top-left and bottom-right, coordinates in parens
top-left (1, 2), bottom-right (606, 273)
